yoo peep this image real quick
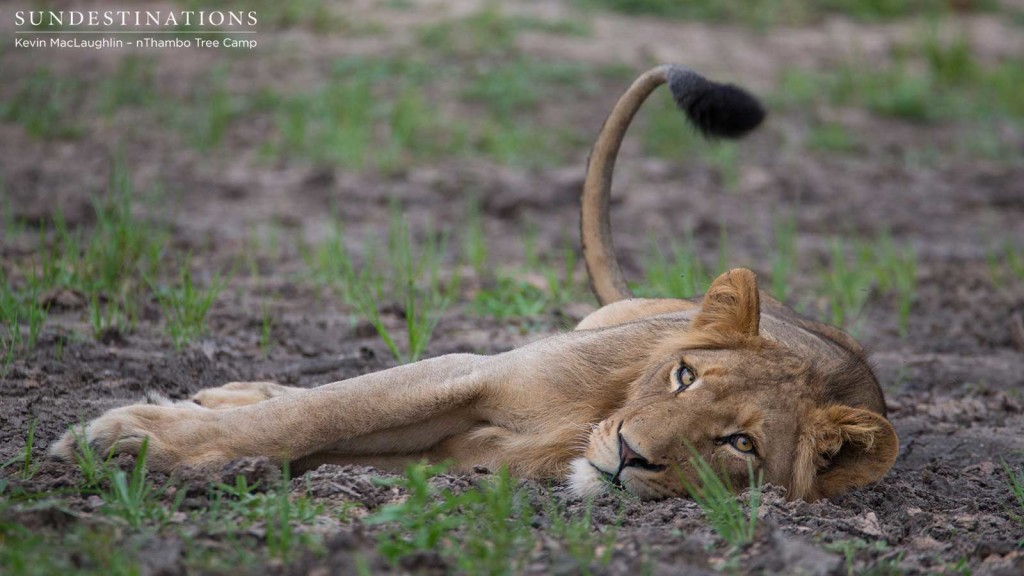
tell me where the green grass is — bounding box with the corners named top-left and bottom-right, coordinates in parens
top-left (0, 69), bottom-right (85, 139)
top-left (0, 523), bottom-right (143, 576)
top-left (634, 229), bottom-right (729, 299)
top-left (821, 239), bottom-right (876, 330)
top-left (419, 5), bottom-right (520, 57)
top-left (150, 257), bottom-right (227, 350)
top-left (368, 464), bottom-right (617, 574)
top-left (820, 234), bottom-right (918, 335)
top-left (472, 231), bottom-right (583, 321)
top-left (60, 159), bottom-right (165, 340)
top-left (156, 68), bottom-right (261, 152)
top-left (419, 5), bottom-right (591, 58)
top-left (3, 423), bottom-right (328, 574)
top-left (306, 207), bottom-right (457, 363)
top-left (682, 453), bottom-right (763, 549)
top-left (2, 157), bottom-right (178, 352)
top-left (775, 31), bottom-right (1024, 135)
top-left (0, 420), bottom-right (39, 481)
top-left (268, 58), bottom-right (451, 171)
top-left (987, 242), bottom-right (1024, 287)
top-left (99, 56), bottom-right (157, 116)
top-left (477, 122), bottom-right (580, 168)
top-left (819, 0), bottom-right (994, 21)
top-left (3, 25), bottom-right (605, 169)
top-left (79, 162), bottom-right (167, 337)
top-left (463, 60), bottom-right (592, 121)
top-left (101, 439), bottom-right (179, 529)
top-left (575, 0), bottom-right (804, 26)
top-left (258, 35), bottom-right (599, 169)
top-left (807, 121), bottom-right (860, 153)
top-left (70, 426), bottom-right (116, 488)
top-left (578, 0), bottom-right (994, 25)
top-left (473, 277), bottom-right (550, 319)
top-left (208, 467), bottom-right (324, 561)
top-left (0, 269), bottom-right (48, 371)
top-left (826, 538), bottom-right (896, 576)
top-left (872, 234), bottom-right (917, 336)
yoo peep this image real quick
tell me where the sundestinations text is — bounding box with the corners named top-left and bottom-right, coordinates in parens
top-left (14, 10), bottom-right (258, 28)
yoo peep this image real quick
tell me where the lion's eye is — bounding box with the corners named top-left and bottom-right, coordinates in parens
top-left (672, 364), bottom-right (697, 392)
top-left (729, 434), bottom-right (755, 454)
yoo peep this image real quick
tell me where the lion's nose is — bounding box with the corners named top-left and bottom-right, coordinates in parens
top-left (618, 433), bottom-right (666, 472)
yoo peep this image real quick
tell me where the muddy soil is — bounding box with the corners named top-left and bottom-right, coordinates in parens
top-left (2, 0), bottom-right (1024, 574)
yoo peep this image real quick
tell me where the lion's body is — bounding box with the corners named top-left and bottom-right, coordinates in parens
top-left (50, 65), bottom-right (898, 501)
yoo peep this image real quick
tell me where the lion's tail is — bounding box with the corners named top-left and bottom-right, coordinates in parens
top-left (581, 65), bottom-right (766, 306)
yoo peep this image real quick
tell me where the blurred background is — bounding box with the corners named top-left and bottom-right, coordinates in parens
top-left (3, 1), bottom-right (1021, 352)
top-left (3, 0), bottom-right (1024, 437)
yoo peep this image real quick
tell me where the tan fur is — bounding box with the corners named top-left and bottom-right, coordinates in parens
top-left (49, 65), bottom-right (898, 501)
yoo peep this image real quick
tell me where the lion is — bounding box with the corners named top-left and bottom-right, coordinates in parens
top-left (50, 65), bottom-right (898, 501)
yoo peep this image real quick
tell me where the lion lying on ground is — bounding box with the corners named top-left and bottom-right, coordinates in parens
top-left (51, 65), bottom-right (898, 501)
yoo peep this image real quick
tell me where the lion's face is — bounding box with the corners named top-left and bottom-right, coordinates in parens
top-left (572, 346), bottom-right (812, 499)
top-left (570, 269), bottom-right (898, 501)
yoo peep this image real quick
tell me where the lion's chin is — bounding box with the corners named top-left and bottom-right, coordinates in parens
top-left (568, 458), bottom-right (611, 498)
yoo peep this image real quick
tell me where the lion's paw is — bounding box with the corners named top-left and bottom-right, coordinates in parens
top-left (48, 403), bottom-right (221, 471)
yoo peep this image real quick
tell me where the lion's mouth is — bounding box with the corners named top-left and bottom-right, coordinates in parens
top-left (589, 461), bottom-right (621, 488)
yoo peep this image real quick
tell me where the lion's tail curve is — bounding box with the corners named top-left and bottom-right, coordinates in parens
top-left (581, 65), bottom-right (766, 306)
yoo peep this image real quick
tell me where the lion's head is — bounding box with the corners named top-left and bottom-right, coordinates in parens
top-left (568, 66), bottom-right (898, 501)
top-left (569, 268), bottom-right (898, 501)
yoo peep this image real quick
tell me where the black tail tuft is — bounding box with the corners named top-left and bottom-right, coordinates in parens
top-left (667, 67), bottom-right (765, 139)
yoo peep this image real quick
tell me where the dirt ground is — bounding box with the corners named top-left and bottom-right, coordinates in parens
top-left (2, 0), bottom-right (1024, 574)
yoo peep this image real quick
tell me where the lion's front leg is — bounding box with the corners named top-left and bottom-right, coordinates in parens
top-left (50, 353), bottom-right (494, 472)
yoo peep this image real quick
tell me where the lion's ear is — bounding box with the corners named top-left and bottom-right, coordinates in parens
top-left (793, 405), bottom-right (899, 500)
top-left (693, 268), bottom-right (760, 338)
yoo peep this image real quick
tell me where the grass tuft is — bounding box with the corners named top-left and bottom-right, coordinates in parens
top-left (822, 239), bottom-right (875, 330)
top-left (635, 233), bottom-right (716, 299)
top-left (820, 234), bottom-right (918, 335)
top-left (987, 242), bottom-right (1024, 287)
top-left (307, 207), bottom-right (456, 363)
top-left (776, 33), bottom-right (1024, 135)
top-left (472, 231), bottom-right (582, 321)
top-left (368, 464), bottom-right (615, 573)
top-left (150, 256), bottom-right (227, 350)
top-left (98, 438), bottom-right (183, 530)
top-left (0, 69), bottom-right (84, 139)
top-left (826, 538), bottom-right (896, 576)
top-left (0, 268), bottom-right (48, 371)
top-left (0, 420), bottom-right (39, 481)
top-left (682, 452), bottom-right (763, 549)
top-left (872, 234), bottom-right (917, 336)
top-left (71, 426), bottom-right (114, 488)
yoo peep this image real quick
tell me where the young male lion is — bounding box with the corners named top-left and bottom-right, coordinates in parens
top-left (51, 65), bottom-right (898, 501)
